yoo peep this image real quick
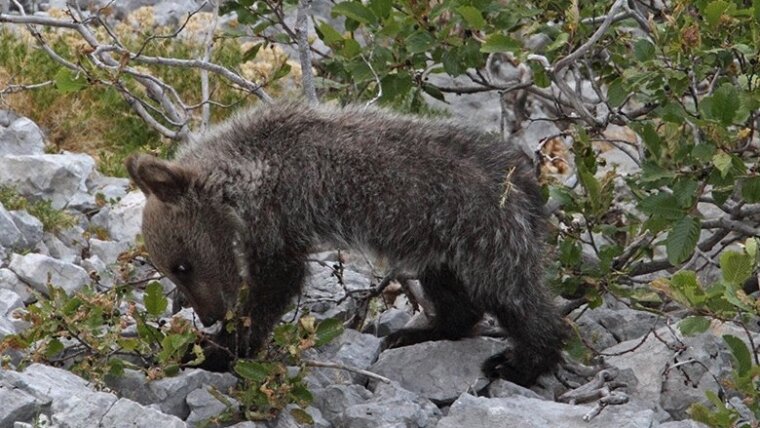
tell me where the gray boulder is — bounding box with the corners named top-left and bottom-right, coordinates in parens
top-left (0, 117), bottom-right (45, 156)
top-left (0, 153), bottom-right (95, 209)
top-left (370, 337), bottom-right (507, 403)
top-left (336, 381), bottom-right (441, 428)
top-left (89, 238), bottom-right (130, 263)
top-left (42, 233), bottom-right (80, 265)
top-left (10, 210), bottom-right (44, 250)
top-left (100, 398), bottom-right (187, 428)
top-left (363, 307), bottom-right (411, 337)
top-left (185, 386), bottom-right (239, 427)
top-left (0, 268), bottom-right (33, 303)
top-left (106, 368), bottom-right (237, 419)
top-left (0, 363), bottom-right (119, 427)
top-left (0, 288), bottom-right (24, 318)
top-left (306, 329), bottom-right (382, 387)
top-left (312, 384), bottom-right (373, 423)
top-left (0, 383), bottom-right (40, 427)
top-left (9, 253), bottom-right (90, 295)
top-left (89, 191), bottom-right (145, 242)
top-left (0, 203), bottom-right (25, 251)
top-left (605, 321), bottom-right (744, 420)
top-left (436, 393), bottom-right (655, 428)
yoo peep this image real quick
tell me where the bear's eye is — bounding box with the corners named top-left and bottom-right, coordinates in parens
top-left (171, 263), bottom-right (192, 277)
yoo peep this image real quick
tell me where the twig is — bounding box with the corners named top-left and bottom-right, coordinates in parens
top-left (200, 0), bottom-right (220, 131)
top-left (303, 359), bottom-right (392, 383)
top-left (295, 0), bottom-right (317, 104)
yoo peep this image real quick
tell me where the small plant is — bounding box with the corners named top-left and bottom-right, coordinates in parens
top-left (0, 277), bottom-right (344, 423)
top-left (0, 186), bottom-right (77, 233)
top-left (647, 238), bottom-right (760, 426)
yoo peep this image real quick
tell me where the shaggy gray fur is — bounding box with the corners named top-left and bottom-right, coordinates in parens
top-left (126, 101), bottom-right (567, 386)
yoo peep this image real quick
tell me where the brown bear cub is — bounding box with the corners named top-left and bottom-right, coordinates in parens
top-left (125, 101), bottom-right (568, 386)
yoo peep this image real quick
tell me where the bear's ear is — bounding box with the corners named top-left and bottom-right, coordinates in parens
top-left (125, 154), bottom-right (196, 203)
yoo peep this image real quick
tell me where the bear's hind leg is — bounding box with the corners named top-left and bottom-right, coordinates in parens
top-left (384, 265), bottom-right (483, 348)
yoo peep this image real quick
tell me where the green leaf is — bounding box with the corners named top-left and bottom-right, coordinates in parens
top-left (639, 193), bottom-right (683, 220)
top-left (666, 216), bottom-right (701, 265)
top-left (46, 338), bottom-right (64, 357)
top-left (368, 0), bottom-right (391, 20)
top-left (442, 49), bottom-right (465, 76)
top-left (242, 43), bottom-right (263, 62)
top-left (317, 23), bottom-right (343, 45)
top-left (606, 78), bottom-right (627, 108)
top-left (746, 237), bottom-right (758, 260)
top-left (54, 68), bottom-right (88, 93)
top-left (741, 176), bottom-right (760, 203)
top-left (422, 84), bottom-right (445, 102)
top-left (272, 63), bottom-right (292, 81)
top-left (406, 31), bottom-right (435, 54)
top-left (290, 408), bottom-right (314, 425)
top-left (703, 84), bottom-right (741, 125)
top-left (331, 2), bottom-right (377, 25)
top-left (108, 358), bottom-right (126, 377)
top-left (720, 251), bottom-right (755, 285)
top-left (723, 334), bottom-right (752, 376)
top-left (679, 316), bottom-right (711, 336)
top-left (712, 151), bottom-right (732, 177)
top-left (315, 318), bottom-right (344, 346)
top-left (634, 39), bottom-right (655, 62)
top-left (144, 281), bottom-right (168, 317)
top-left (291, 384), bottom-right (314, 404)
top-left (456, 6), bottom-right (486, 30)
top-left (480, 34), bottom-right (519, 53)
top-left (234, 360), bottom-right (272, 382)
top-left (340, 39), bottom-right (362, 59)
top-left (705, 1), bottom-right (731, 27)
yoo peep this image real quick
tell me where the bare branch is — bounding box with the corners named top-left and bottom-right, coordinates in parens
top-left (295, 0), bottom-right (318, 104)
top-left (303, 359), bottom-right (392, 384)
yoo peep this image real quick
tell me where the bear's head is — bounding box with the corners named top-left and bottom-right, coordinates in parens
top-left (126, 154), bottom-right (242, 327)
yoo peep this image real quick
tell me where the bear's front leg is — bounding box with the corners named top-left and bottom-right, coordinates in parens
top-left (240, 255), bottom-right (307, 357)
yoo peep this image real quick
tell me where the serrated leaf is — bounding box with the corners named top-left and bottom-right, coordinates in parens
top-left (639, 193), bottom-right (684, 220)
top-left (634, 39), bottom-right (655, 62)
top-left (607, 78), bottom-right (627, 108)
top-left (315, 318), bottom-right (344, 346)
top-left (723, 334), bottom-right (752, 376)
top-left (331, 2), bottom-right (377, 25)
top-left (720, 251), bottom-right (755, 285)
top-left (704, 84), bottom-right (741, 125)
top-left (746, 238), bottom-right (758, 260)
top-left (45, 338), bottom-right (64, 357)
top-left (741, 176), bottom-right (760, 203)
top-left (368, 0), bottom-right (391, 20)
top-left (480, 34), bottom-right (519, 53)
top-left (456, 6), bottom-right (486, 30)
top-left (406, 31), bottom-right (435, 54)
top-left (705, 1), bottom-right (731, 27)
top-left (144, 281), bottom-right (168, 317)
top-left (666, 216), bottom-right (701, 266)
top-left (54, 68), bottom-right (88, 93)
top-left (442, 49), bottom-right (465, 76)
top-left (712, 151), bottom-right (732, 177)
top-left (291, 384), bottom-right (314, 404)
top-left (234, 360), bottom-right (272, 382)
top-left (679, 316), bottom-right (711, 336)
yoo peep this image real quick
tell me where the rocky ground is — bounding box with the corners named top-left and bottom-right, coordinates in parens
top-left (0, 1), bottom-right (751, 428)
top-left (0, 96), bottom-right (747, 428)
